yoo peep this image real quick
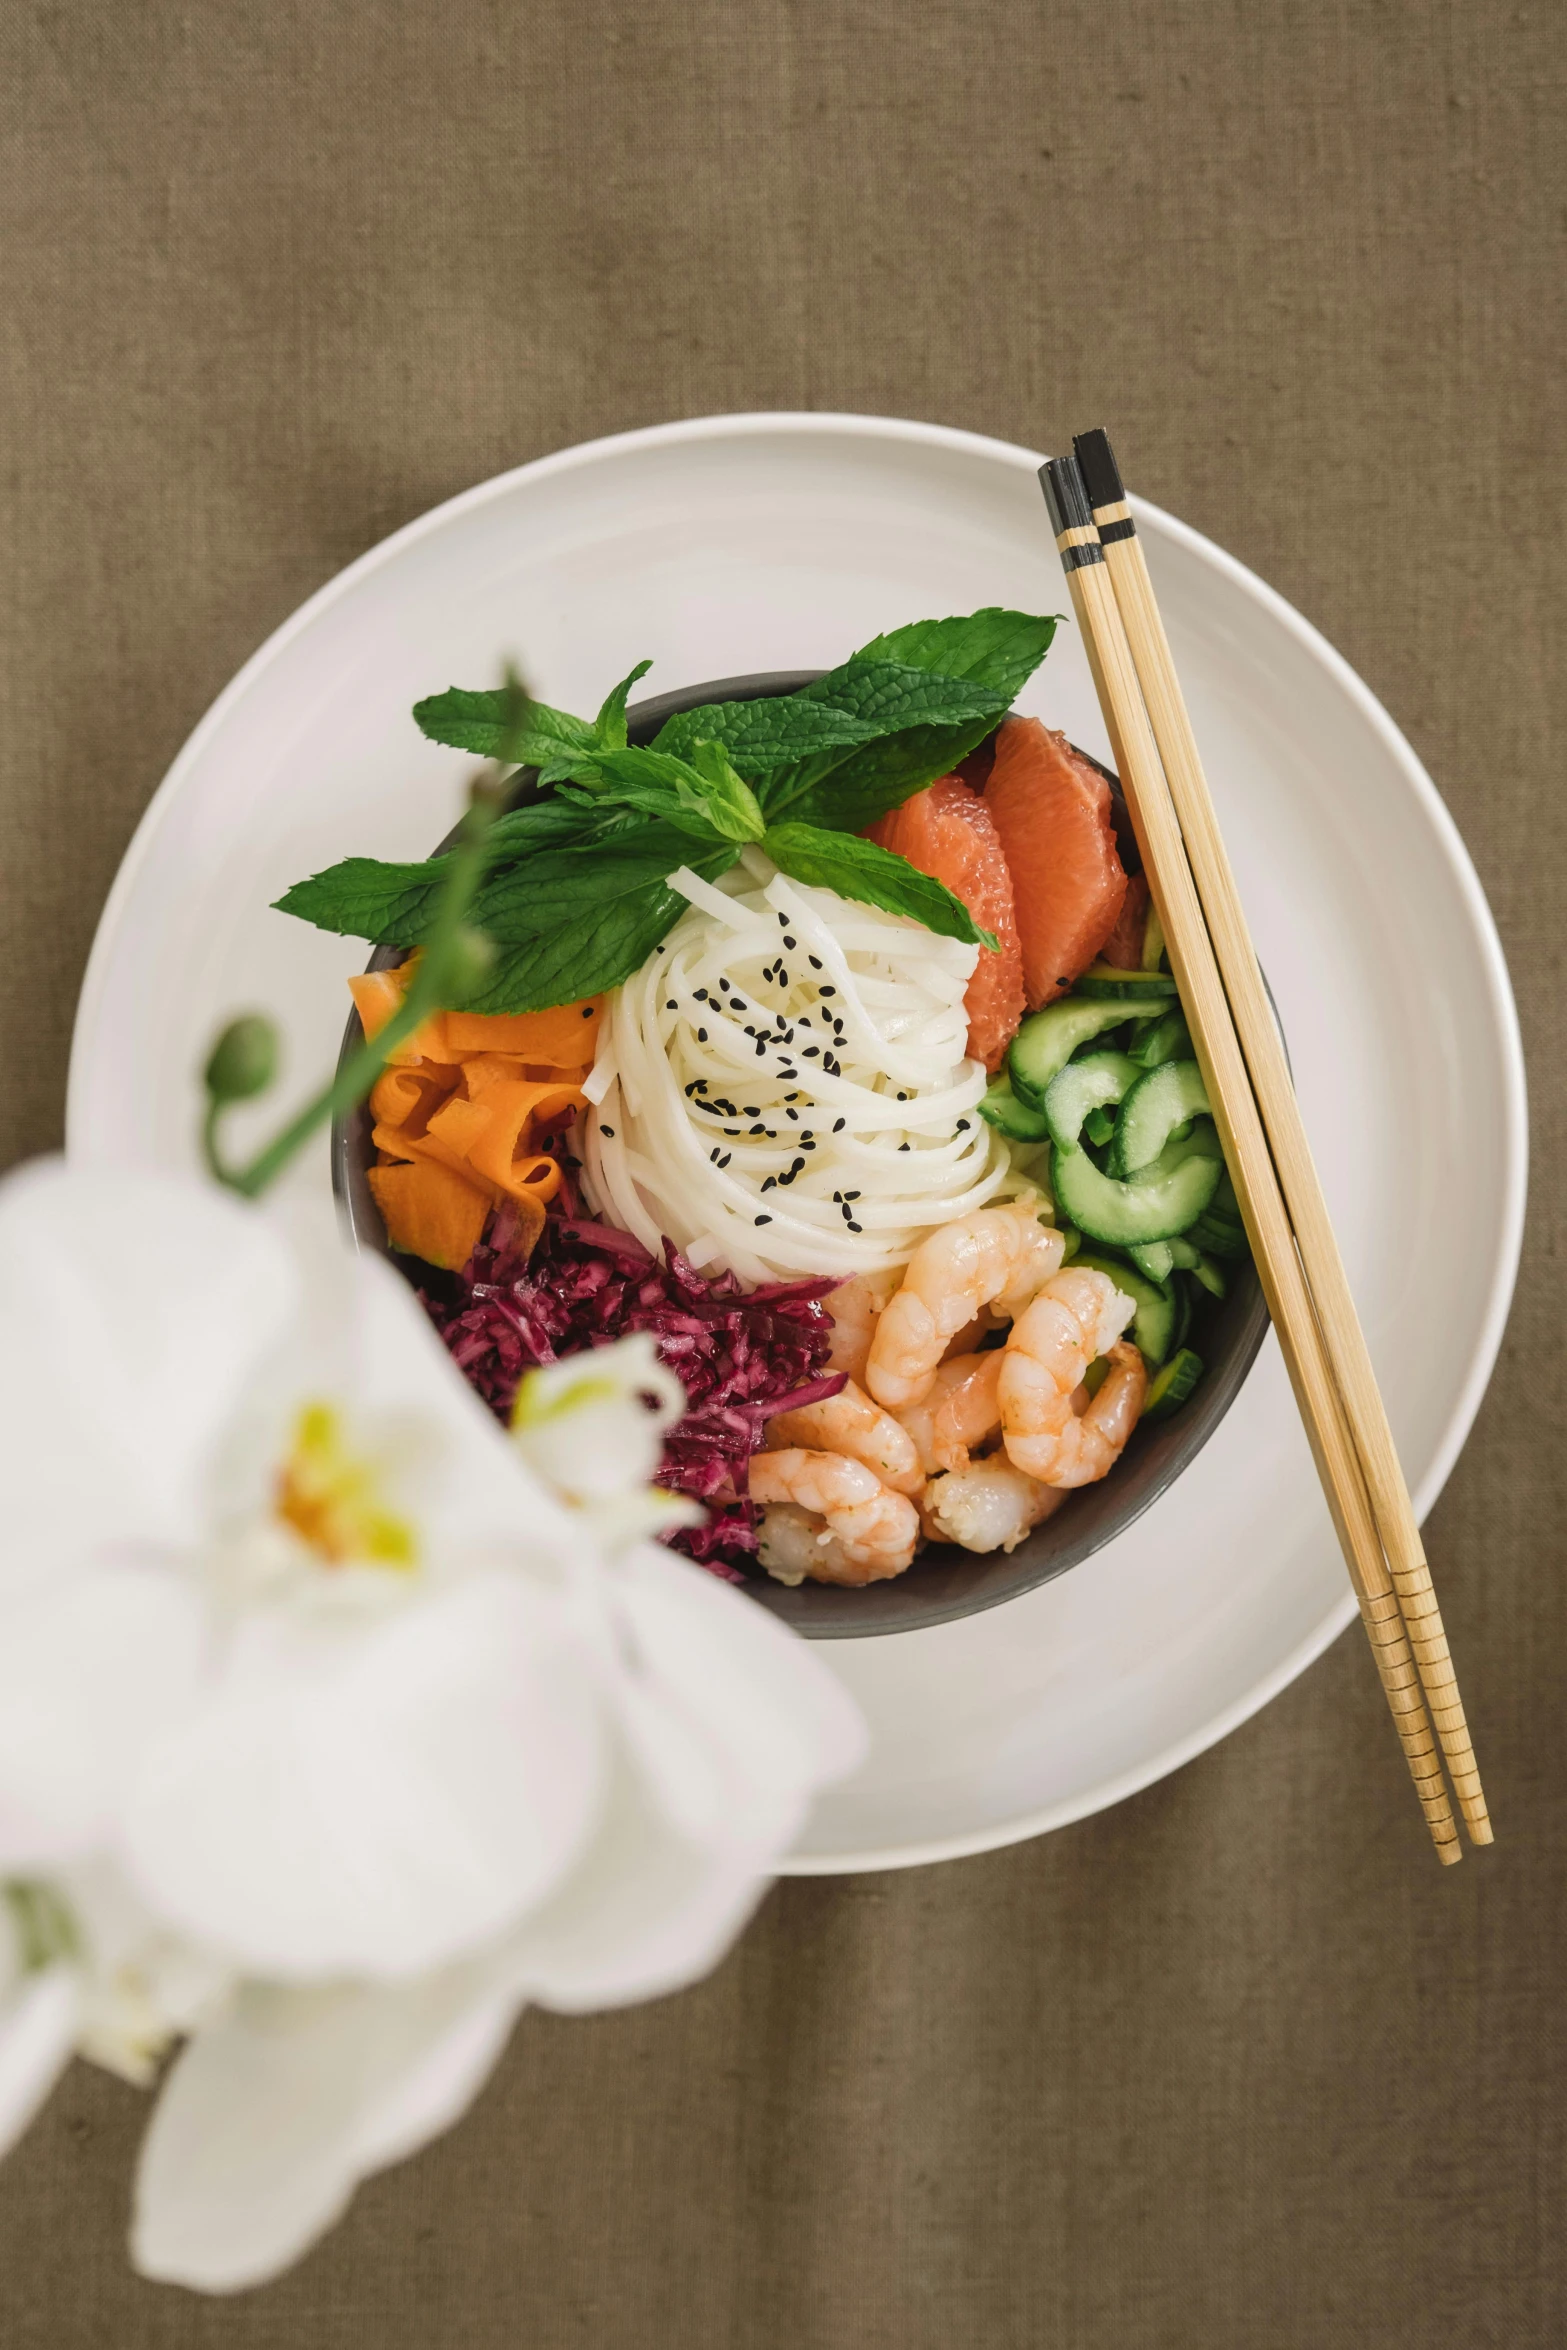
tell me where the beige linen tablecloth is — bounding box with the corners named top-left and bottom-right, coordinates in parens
top-left (1, 4), bottom-right (1560, 2342)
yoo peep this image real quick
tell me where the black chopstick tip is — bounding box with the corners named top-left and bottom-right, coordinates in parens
top-left (1039, 454), bottom-right (1096, 539)
top-left (1073, 427), bottom-right (1126, 514)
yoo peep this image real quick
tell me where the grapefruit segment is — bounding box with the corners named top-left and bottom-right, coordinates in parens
top-left (865, 776), bottom-right (1025, 1071)
top-left (983, 717), bottom-right (1130, 1007)
top-left (1098, 872), bottom-right (1151, 969)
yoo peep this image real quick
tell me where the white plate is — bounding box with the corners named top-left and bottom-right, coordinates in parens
top-left (67, 414), bottom-right (1526, 1874)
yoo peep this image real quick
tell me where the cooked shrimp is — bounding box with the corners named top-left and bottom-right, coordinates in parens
top-left (757, 1502), bottom-right (884, 1588)
top-left (923, 1458), bottom-right (1064, 1554)
top-left (749, 1449), bottom-right (920, 1583)
top-left (865, 1202), bottom-right (1065, 1412)
top-left (1000, 1268), bottom-right (1146, 1487)
top-left (896, 1350), bottom-right (1005, 1477)
top-left (824, 1271), bottom-right (899, 1387)
top-left (767, 1378), bottom-right (923, 1496)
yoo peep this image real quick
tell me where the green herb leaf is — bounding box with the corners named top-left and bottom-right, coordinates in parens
top-left (274, 856), bottom-right (452, 942)
top-left (651, 694), bottom-right (881, 771)
top-left (850, 608), bottom-right (1059, 698)
top-left (456, 857), bottom-right (735, 1014)
top-left (796, 656), bottom-right (1009, 736)
top-left (469, 823), bottom-right (734, 937)
top-left (762, 822), bottom-right (996, 950)
top-left (562, 743), bottom-right (766, 844)
top-left (412, 686), bottom-right (594, 770)
top-left (592, 659), bottom-right (654, 751)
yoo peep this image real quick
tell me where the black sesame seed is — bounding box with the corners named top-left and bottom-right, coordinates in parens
top-left (697, 1028), bottom-right (708, 1043)
top-left (833, 1117), bottom-right (846, 1133)
top-left (956, 1118), bottom-right (970, 1131)
top-left (581, 1005), bottom-right (594, 1017)
top-left (732, 998), bottom-right (748, 1012)
top-left (755, 1214), bottom-right (772, 1225)
top-left (718, 977), bottom-right (732, 991)
top-left (749, 1123), bottom-right (765, 1135)
top-left (809, 955), bottom-right (823, 970)
top-left (783, 934), bottom-right (797, 948)
top-left (790, 1156), bottom-right (805, 1172)
top-left (819, 984), bottom-right (836, 997)
top-left (786, 1106), bottom-right (799, 1121)
top-left (897, 1091), bottom-right (909, 1101)
top-left (665, 1000), bottom-right (677, 1011)
top-left (802, 1046), bottom-right (820, 1059)
top-left (847, 1220), bottom-right (863, 1234)
top-left (898, 1141), bottom-right (911, 1151)
top-left (719, 1154), bottom-right (732, 1169)
top-left (710, 1148), bottom-right (721, 1162)
top-left (600, 1124), bottom-right (616, 1138)
top-left (761, 1176), bottom-right (776, 1192)
top-left (844, 1190), bottom-right (861, 1200)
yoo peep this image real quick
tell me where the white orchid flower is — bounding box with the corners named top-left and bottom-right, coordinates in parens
top-left (0, 1160), bottom-right (865, 2292)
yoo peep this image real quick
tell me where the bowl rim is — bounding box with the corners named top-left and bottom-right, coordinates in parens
top-left (332, 669), bottom-right (1270, 1638)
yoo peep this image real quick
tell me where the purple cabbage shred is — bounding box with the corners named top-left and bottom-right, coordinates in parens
top-left (424, 1174), bottom-right (843, 1580)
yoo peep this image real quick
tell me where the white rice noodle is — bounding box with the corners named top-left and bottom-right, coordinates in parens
top-left (579, 863), bottom-right (1033, 1283)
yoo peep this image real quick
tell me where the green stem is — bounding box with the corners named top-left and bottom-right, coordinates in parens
top-left (209, 798), bottom-right (500, 1201)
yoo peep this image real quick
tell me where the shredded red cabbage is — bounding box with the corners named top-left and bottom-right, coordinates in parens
top-left (424, 1177), bottom-right (843, 1579)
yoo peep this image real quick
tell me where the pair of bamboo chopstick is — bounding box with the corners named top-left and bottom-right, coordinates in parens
top-left (1040, 431), bottom-right (1489, 1863)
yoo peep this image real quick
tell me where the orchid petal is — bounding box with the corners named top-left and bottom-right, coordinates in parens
top-left (615, 1544), bottom-right (868, 1812)
top-left (0, 1162), bottom-right (297, 1580)
top-left (505, 1757), bottom-right (769, 2013)
top-left (132, 1970), bottom-right (521, 2293)
top-left (0, 1966), bottom-right (80, 2161)
top-left (123, 1573), bottom-right (605, 1979)
top-left (0, 1565), bottom-right (206, 1870)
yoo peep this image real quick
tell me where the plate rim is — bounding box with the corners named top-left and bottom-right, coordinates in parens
top-left (65, 410), bottom-right (1528, 1874)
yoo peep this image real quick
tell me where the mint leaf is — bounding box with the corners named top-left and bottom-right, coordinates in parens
top-left (592, 660), bottom-right (653, 751)
top-left (762, 823), bottom-right (996, 950)
top-left (761, 656), bottom-right (1021, 830)
top-left (275, 856), bottom-right (452, 942)
top-left (455, 857), bottom-right (735, 1014)
top-left (796, 656), bottom-right (1008, 736)
top-left (470, 823), bottom-right (734, 936)
top-left (413, 686), bottom-right (593, 770)
top-left (651, 695), bottom-right (881, 771)
top-left (851, 609), bottom-right (1059, 698)
top-left (562, 744), bottom-right (765, 845)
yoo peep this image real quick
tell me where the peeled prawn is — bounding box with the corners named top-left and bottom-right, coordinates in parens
top-left (865, 1202), bottom-right (1065, 1413)
top-left (767, 1378), bottom-right (923, 1496)
top-left (749, 1448), bottom-right (920, 1584)
top-left (823, 1271), bottom-right (898, 1387)
top-left (923, 1458), bottom-right (1064, 1554)
top-left (897, 1350), bottom-right (1004, 1477)
top-left (1000, 1268), bottom-right (1147, 1487)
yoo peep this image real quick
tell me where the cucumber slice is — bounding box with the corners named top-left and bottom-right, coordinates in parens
top-left (1070, 1248), bottom-right (1179, 1365)
top-left (1074, 964), bottom-right (1180, 1002)
top-left (1051, 1132), bottom-right (1223, 1247)
top-left (978, 1070), bottom-right (1052, 1142)
top-left (1141, 1347), bottom-right (1204, 1419)
top-left (1190, 1211), bottom-right (1249, 1261)
top-left (1162, 1236), bottom-right (1225, 1294)
top-left (1129, 1008), bottom-right (1192, 1068)
top-left (1112, 1059), bottom-right (1211, 1177)
top-left (1128, 1240), bottom-right (1175, 1281)
top-left (1009, 998), bottom-right (1141, 1109)
top-left (1040, 1048), bottom-right (1141, 1150)
top-left (1083, 1104), bottom-right (1116, 1147)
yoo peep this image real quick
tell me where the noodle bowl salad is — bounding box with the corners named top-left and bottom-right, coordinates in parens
top-left (283, 611), bottom-right (1251, 1593)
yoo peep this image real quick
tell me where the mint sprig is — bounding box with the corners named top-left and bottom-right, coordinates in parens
top-left (279, 607), bottom-right (1057, 1014)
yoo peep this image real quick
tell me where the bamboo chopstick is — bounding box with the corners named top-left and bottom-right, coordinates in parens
top-left (1069, 427), bottom-right (1490, 1849)
top-left (1038, 453), bottom-right (1462, 1861)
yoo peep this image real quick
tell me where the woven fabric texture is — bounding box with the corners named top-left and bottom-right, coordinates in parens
top-left (0, 2), bottom-right (1561, 2342)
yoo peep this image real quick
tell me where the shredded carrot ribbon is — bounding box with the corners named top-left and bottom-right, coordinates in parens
top-left (350, 960), bottom-right (601, 1268)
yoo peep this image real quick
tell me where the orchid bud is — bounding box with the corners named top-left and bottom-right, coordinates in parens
top-left (203, 1015), bottom-right (279, 1105)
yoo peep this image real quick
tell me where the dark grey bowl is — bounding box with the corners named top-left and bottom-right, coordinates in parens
top-left (333, 672), bottom-right (1269, 1638)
